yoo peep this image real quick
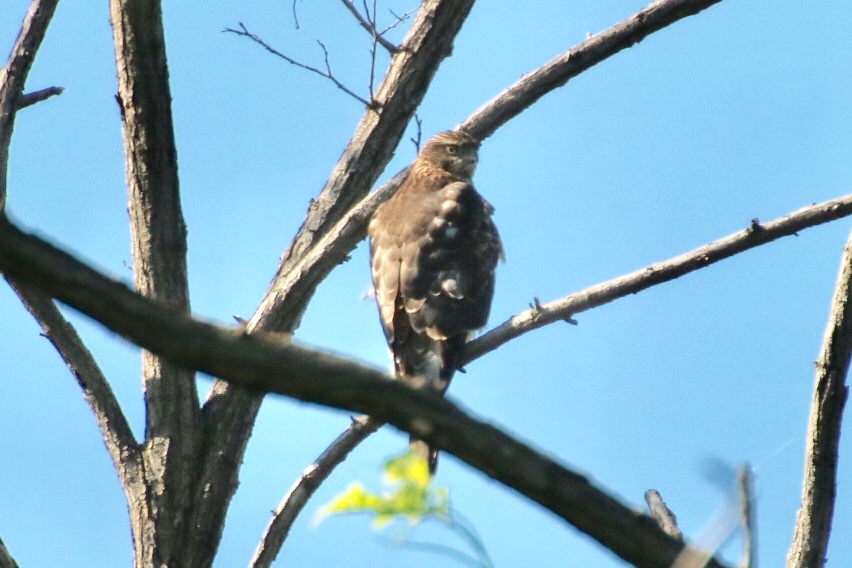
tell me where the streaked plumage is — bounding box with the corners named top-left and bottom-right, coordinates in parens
top-left (368, 130), bottom-right (503, 473)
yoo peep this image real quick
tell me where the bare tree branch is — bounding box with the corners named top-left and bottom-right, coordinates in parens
top-left (0, 0), bottom-right (61, 211)
top-left (249, 416), bottom-right (382, 568)
top-left (223, 23), bottom-right (374, 108)
top-left (109, 0), bottom-right (200, 563)
top-left (786, 227), bottom-right (852, 568)
top-left (340, 0), bottom-right (398, 53)
top-left (0, 216), bottom-right (731, 568)
top-left (465, 195), bottom-right (852, 364)
top-left (5, 279), bottom-right (139, 467)
top-left (461, 0), bottom-right (724, 139)
top-left (16, 85), bottom-right (63, 109)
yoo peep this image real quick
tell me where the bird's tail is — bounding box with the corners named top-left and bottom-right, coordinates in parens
top-left (397, 334), bottom-right (466, 476)
top-left (409, 437), bottom-right (439, 475)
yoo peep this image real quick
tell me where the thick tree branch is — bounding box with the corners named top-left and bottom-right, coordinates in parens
top-left (786, 227), bottom-right (852, 568)
top-left (461, 0), bottom-right (724, 139)
top-left (249, 416), bottom-right (382, 568)
top-left (465, 195), bottom-right (852, 364)
top-left (0, 0), bottom-right (60, 211)
top-left (5, 279), bottom-right (139, 468)
top-left (109, 0), bottom-right (200, 563)
top-left (0, 217), bottom-right (729, 568)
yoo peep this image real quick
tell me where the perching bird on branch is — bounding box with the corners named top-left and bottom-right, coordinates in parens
top-left (368, 130), bottom-right (503, 474)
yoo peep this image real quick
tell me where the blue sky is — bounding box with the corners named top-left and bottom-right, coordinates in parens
top-left (1, 1), bottom-right (851, 567)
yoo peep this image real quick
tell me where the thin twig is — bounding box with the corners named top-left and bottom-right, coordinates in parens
top-left (16, 86), bottom-right (64, 109)
top-left (786, 225), bottom-right (852, 568)
top-left (410, 113), bottom-right (423, 151)
top-left (340, 0), bottom-right (397, 53)
top-left (381, 8), bottom-right (416, 37)
top-left (249, 416), bottom-right (382, 568)
top-left (224, 23), bottom-right (373, 107)
top-left (291, 0), bottom-right (300, 29)
top-left (366, 0), bottom-right (379, 100)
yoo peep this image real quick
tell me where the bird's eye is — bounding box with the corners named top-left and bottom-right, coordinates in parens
top-left (446, 146), bottom-right (457, 155)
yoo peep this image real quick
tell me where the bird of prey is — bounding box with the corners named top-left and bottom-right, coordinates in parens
top-left (368, 129), bottom-right (503, 473)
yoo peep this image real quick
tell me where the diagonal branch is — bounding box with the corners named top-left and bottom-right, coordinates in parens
top-left (461, 0), bottom-right (724, 139)
top-left (249, 416), bottom-right (382, 568)
top-left (786, 227), bottom-right (852, 568)
top-left (340, 0), bottom-right (398, 53)
top-left (0, 0), bottom-right (61, 211)
top-left (465, 195), bottom-right (852, 364)
top-left (0, 216), bottom-right (730, 568)
top-left (5, 279), bottom-right (140, 469)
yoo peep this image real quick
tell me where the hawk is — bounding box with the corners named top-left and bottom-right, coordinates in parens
top-left (368, 129), bottom-right (503, 473)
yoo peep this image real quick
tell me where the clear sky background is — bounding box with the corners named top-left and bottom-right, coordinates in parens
top-left (1, 1), bottom-right (851, 567)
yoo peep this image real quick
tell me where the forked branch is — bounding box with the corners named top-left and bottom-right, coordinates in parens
top-left (224, 23), bottom-right (374, 108)
top-left (0, 0), bottom-right (61, 210)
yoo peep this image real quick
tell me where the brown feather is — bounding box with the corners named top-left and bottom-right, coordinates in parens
top-left (368, 130), bottom-right (502, 474)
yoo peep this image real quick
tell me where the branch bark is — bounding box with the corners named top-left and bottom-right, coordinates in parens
top-left (0, 0), bottom-right (60, 211)
top-left (0, 216), bottom-right (730, 568)
top-left (249, 416), bottom-right (382, 568)
top-left (786, 227), bottom-right (852, 568)
top-left (5, 279), bottom-right (139, 470)
top-left (109, 0), bottom-right (200, 564)
top-left (465, 196), bottom-right (852, 364)
top-left (460, 0), bottom-right (724, 139)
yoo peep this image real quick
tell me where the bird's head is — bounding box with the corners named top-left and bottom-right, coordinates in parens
top-left (419, 130), bottom-right (480, 180)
